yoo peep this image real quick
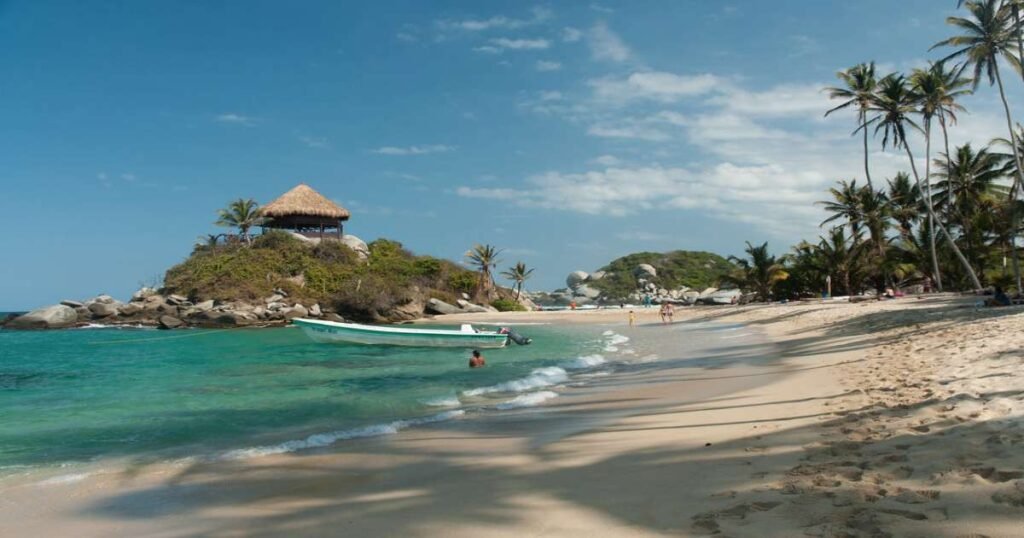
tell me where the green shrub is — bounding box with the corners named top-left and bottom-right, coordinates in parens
top-left (491, 298), bottom-right (526, 312)
top-left (447, 271), bottom-right (478, 294)
top-left (313, 240), bottom-right (357, 264)
top-left (253, 229), bottom-right (305, 250)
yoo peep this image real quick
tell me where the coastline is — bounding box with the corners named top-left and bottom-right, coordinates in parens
top-left (2, 297), bottom-right (1022, 536)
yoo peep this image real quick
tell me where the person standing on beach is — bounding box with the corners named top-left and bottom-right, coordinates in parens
top-left (659, 303), bottom-right (669, 324)
top-left (469, 350), bottom-right (486, 368)
top-left (628, 310), bottom-right (636, 327)
top-left (665, 303), bottom-right (674, 323)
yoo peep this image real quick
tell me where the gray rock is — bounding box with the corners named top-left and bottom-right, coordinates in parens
top-left (89, 294), bottom-right (117, 305)
top-left (574, 284), bottom-right (601, 300)
top-left (273, 288), bottom-right (289, 298)
top-left (588, 271), bottom-right (607, 281)
top-left (88, 302), bottom-right (119, 318)
top-left (60, 300), bottom-right (84, 308)
top-left (322, 312), bottom-right (346, 323)
top-left (342, 234), bottom-right (370, 261)
top-left (253, 306), bottom-right (267, 318)
top-left (166, 294), bottom-right (189, 306)
top-left (566, 271), bottom-right (589, 289)
top-left (265, 294), bottom-right (285, 304)
top-left (194, 300), bottom-right (215, 312)
top-left (158, 316), bottom-right (185, 330)
top-left (634, 264), bottom-right (657, 279)
top-left (426, 298), bottom-right (463, 315)
top-left (6, 305), bottom-right (79, 329)
top-left (267, 302), bottom-right (287, 312)
top-left (460, 292), bottom-right (471, 301)
top-left (309, 304), bottom-right (322, 317)
top-left (74, 306), bottom-right (91, 321)
top-left (188, 311), bottom-right (258, 328)
top-left (456, 299), bottom-right (489, 313)
top-left (131, 287), bottom-right (158, 302)
top-left (118, 303), bottom-right (143, 316)
top-left (284, 305), bottom-right (309, 319)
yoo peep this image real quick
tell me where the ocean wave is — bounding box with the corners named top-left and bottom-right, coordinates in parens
top-left (603, 332), bottom-right (630, 352)
top-left (222, 410), bottom-right (465, 459)
top-left (422, 394), bottom-right (461, 407)
top-left (495, 391), bottom-right (558, 410)
top-left (462, 367), bottom-right (568, 396)
top-left (562, 354), bottom-right (606, 370)
top-left (37, 472), bottom-right (92, 486)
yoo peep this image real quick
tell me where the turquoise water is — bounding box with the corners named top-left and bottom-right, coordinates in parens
top-left (0, 323), bottom-right (612, 474)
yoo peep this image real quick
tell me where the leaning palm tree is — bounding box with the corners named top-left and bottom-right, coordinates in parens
top-left (869, 73), bottom-right (983, 290)
top-left (465, 244), bottom-right (502, 299)
top-left (500, 261), bottom-right (535, 300)
top-left (910, 62), bottom-right (972, 291)
top-left (215, 198), bottom-right (264, 245)
top-left (825, 62), bottom-right (880, 190)
top-left (934, 0), bottom-right (1024, 289)
top-left (724, 241), bottom-right (789, 302)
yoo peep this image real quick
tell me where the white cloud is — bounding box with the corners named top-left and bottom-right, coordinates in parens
top-left (489, 37), bottom-right (550, 50)
top-left (590, 72), bottom-right (724, 103)
top-left (536, 60), bottom-right (562, 71)
top-left (396, 32), bottom-right (417, 42)
top-left (587, 22), bottom-right (630, 62)
top-left (708, 83), bottom-right (830, 119)
top-left (215, 113), bottom-right (257, 126)
top-left (473, 45), bottom-right (502, 54)
top-left (562, 27), bottom-right (583, 42)
top-left (299, 136), bottom-right (330, 149)
top-left (590, 4), bottom-right (614, 14)
top-left (372, 144), bottom-right (455, 155)
top-left (587, 123), bottom-right (671, 142)
top-left (438, 7), bottom-right (552, 32)
top-left (590, 154), bottom-right (622, 166)
top-left (539, 90), bottom-right (563, 101)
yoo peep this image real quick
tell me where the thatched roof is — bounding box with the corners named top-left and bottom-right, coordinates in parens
top-left (259, 183), bottom-right (350, 220)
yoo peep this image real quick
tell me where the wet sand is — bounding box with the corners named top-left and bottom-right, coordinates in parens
top-left (2, 297), bottom-right (1022, 537)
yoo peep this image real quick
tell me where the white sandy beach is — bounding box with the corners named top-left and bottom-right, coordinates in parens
top-left (2, 297), bottom-right (1023, 537)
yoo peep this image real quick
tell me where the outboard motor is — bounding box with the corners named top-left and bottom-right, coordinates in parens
top-left (500, 327), bottom-right (532, 345)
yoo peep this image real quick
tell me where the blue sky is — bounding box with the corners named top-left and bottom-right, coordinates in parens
top-left (2, 0), bottom-right (1021, 309)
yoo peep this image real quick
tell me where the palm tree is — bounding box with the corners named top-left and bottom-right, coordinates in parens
top-left (911, 61), bottom-right (973, 291)
top-left (887, 172), bottom-right (921, 240)
top-left (465, 244), bottom-right (502, 299)
top-left (825, 62), bottom-right (880, 190)
top-left (725, 241), bottom-right (789, 301)
top-left (934, 0), bottom-right (1024, 289)
top-left (869, 73), bottom-right (983, 290)
top-left (819, 179), bottom-right (865, 235)
top-left (215, 198), bottom-right (264, 245)
top-left (500, 262), bottom-right (535, 300)
top-left (816, 227), bottom-right (869, 296)
top-left (934, 143), bottom-right (1011, 274)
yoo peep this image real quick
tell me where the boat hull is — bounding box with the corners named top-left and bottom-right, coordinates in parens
top-left (293, 319), bottom-right (509, 348)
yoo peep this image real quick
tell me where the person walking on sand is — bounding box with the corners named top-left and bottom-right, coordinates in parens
top-left (469, 350), bottom-right (486, 368)
top-left (665, 302), bottom-right (674, 324)
top-left (659, 303), bottom-right (669, 324)
top-left (628, 310), bottom-right (636, 328)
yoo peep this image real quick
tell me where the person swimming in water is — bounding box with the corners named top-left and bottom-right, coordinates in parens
top-left (469, 350), bottom-right (486, 368)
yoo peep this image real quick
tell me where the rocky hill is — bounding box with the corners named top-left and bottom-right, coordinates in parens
top-left (4, 231), bottom-right (528, 329)
top-left (542, 250), bottom-right (736, 305)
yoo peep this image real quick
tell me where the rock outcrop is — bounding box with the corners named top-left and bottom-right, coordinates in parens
top-left (6, 305), bottom-right (79, 329)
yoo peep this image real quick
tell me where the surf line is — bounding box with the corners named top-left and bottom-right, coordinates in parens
top-left (88, 329), bottom-right (232, 345)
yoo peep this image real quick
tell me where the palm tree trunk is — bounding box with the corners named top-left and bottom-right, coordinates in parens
top-left (861, 108), bottom-right (873, 191)
top-left (993, 65), bottom-right (1024, 291)
top-left (903, 143), bottom-right (983, 291)
top-left (924, 119), bottom-right (943, 292)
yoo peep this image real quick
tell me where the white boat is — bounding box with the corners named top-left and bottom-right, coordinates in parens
top-left (293, 318), bottom-right (511, 348)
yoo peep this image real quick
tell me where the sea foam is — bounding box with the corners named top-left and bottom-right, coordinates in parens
top-left (562, 354), bottom-right (606, 370)
top-left (495, 391), bottom-right (559, 410)
top-left (223, 410), bottom-right (465, 459)
top-left (462, 367), bottom-right (569, 396)
top-left (422, 394), bottom-right (461, 407)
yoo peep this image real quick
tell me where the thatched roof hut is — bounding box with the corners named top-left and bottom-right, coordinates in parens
top-left (259, 183), bottom-right (350, 239)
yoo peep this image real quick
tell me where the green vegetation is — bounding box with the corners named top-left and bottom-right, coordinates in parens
top-left (465, 243), bottom-right (501, 300)
top-left (588, 251), bottom-right (735, 300)
top-left (750, 1), bottom-right (1024, 301)
top-left (722, 242), bottom-right (789, 302)
top-left (164, 231), bottom-right (479, 321)
top-left (490, 298), bottom-right (526, 312)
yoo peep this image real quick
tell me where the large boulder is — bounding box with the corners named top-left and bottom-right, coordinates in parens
top-left (118, 303), bottom-right (143, 316)
top-left (456, 299), bottom-right (489, 313)
top-left (342, 234), bottom-right (370, 261)
top-left (634, 264), bottom-right (657, 279)
top-left (574, 284), bottom-right (601, 300)
top-left (566, 271), bottom-right (589, 289)
top-left (88, 302), bottom-right (119, 318)
top-left (6, 305), bottom-right (78, 329)
top-left (390, 298), bottom-right (425, 321)
top-left (194, 300), bottom-right (215, 312)
top-left (188, 310), bottom-right (258, 328)
top-left (309, 304), bottom-right (322, 317)
top-left (283, 305), bottom-right (309, 320)
top-left (426, 298), bottom-right (463, 315)
top-left (165, 294), bottom-right (189, 306)
top-left (87, 294), bottom-right (117, 305)
top-left (588, 271), bottom-right (607, 281)
top-left (60, 300), bottom-right (84, 308)
top-left (158, 316), bottom-right (185, 330)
